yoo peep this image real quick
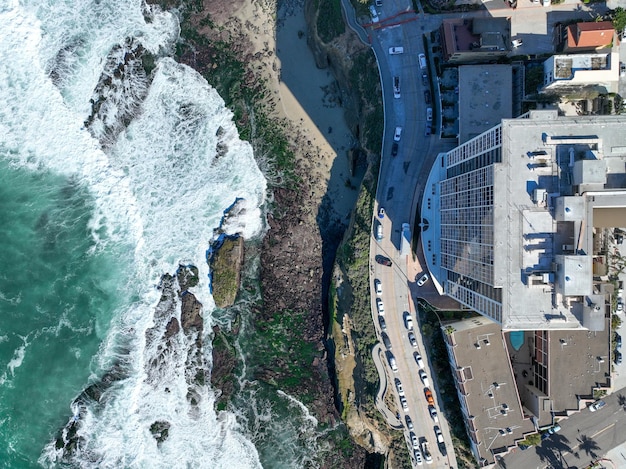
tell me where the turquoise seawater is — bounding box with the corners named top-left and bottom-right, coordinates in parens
top-left (0, 159), bottom-right (128, 466)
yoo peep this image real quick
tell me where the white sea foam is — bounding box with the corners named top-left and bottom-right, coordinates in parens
top-left (0, 336), bottom-right (30, 386)
top-left (1, 0), bottom-right (266, 467)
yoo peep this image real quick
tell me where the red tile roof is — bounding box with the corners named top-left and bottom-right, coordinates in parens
top-left (566, 21), bottom-right (615, 49)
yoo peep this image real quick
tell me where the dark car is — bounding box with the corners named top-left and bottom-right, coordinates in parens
top-left (375, 255), bottom-right (392, 266)
top-left (381, 332), bottom-right (392, 350)
top-left (616, 350), bottom-right (623, 365)
top-left (424, 90), bottom-right (431, 105)
top-left (378, 315), bottom-right (387, 331)
top-left (391, 142), bottom-right (398, 157)
top-left (425, 124), bottom-right (432, 137)
top-left (421, 73), bottom-right (428, 87)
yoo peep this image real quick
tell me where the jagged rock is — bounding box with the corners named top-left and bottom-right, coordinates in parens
top-left (181, 292), bottom-right (203, 333)
top-left (165, 317), bottom-right (180, 339)
top-left (149, 420), bottom-right (171, 445)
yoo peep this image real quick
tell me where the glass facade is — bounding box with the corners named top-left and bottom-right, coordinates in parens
top-left (440, 126), bottom-right (503, 323)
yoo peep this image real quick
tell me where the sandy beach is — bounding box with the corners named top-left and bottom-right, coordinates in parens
top-left (228, 0), bottom-right (362, 221)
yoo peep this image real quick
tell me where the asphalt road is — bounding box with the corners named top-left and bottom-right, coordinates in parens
top-left (501, 389), bottom-right (626, 468)
top-left (356, 0), bottom-right (458, 466)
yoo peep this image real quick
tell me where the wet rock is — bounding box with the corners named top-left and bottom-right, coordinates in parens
top-left (181, 291), bottom-right (203, 333)
top-left (149, 420), bottom-right (171, 445)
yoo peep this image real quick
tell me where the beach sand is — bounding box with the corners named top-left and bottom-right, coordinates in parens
top-left (230, 0), bottom-right (362, 221)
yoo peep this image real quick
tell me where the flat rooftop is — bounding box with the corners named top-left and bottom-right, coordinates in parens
top-left (496, 111), bottom-right (626, 330)
top-left (445, 318), bottom-right (535, 464)
top-left (459, 65), bottom-right (512, 144)
top-left (553, 54), bottom-right (610, 79)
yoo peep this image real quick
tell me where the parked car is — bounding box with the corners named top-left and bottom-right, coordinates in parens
top-left (400, 395), bottom-right (409, 411)
top-left (414, 352), bottom-right (425, 369)
top-left (368, 5), bottom-right (379, 23)
top-left (424, 388), bottom-right (434, 406)
top-left (616, 333), bottom-right (622, 349)
top-left (394, 126), bottom-right (402, 141)
top-left (542, 424), bottom-right (561, 440)
top-left (424, 90), bottom-right (431, 105)
top-left (395, 378), bottom-right (404, 396)
top-left (391, 142), bottom-right (398, 157)
top-left (425, 124), bottom-right (432, 137)
top-left (375, 255), bottom-right (392, 266)
top-left (422, 441), bottom-right (433, 464)
top-left (426, 107), bottom-right (432, 121)
top-left (418, 53), bottom-right (427, 69)
top-left (408, 331), bottom-right (418, 348)
top-left (616, 350), bottom-right (623, 365)
top-left (405, 415), bottom-right (414, 430)
top-left (419, 369), bottom-right (429, 386)
top-left (375, 0), bottom-right (382, 6)
top-left (376, 298), bottom-right (385, 315)
top-left (378, 207), bottom-right (385, 218)
top-left (378, 315), bottom-right (387, 331)
top-left (589, 399), bottom-right (606, 412)
top-left (381, 331), bottom-right (392, 350)
top-left (404, 311), bottom-right (414, 330)
top-left (421, 73), bottom-right (428, 86)
top-left (428, 405), bottom-right (439, 422)
top-left (417, 273), bottom-right (429, 287)
top-left (387, 352), bottom-right (398, 372)
top-left (434, 426), bottom-right (444, 444)
top-left (410, 432), bottom-right (419, 449)
top-left (621, 62), bottom-right (626, 78)
top-left (434, 425), bottom-right (446, 455)
top-left (389, 46), bottom-right (404, 55)
top-left (374, 279), bottom-right (383, 296)
top-left (414, 448), bottom-right (423, 465)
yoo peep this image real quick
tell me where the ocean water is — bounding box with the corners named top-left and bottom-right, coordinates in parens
top-left (0, 0), bottom-right (267, 467)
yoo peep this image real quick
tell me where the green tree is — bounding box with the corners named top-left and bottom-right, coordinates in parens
top-left (610, 7), bottom-right (626, 35)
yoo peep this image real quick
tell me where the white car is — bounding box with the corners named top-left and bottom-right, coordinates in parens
top-left (414, 449), bottom-right (423, 466)
top-left (400, 395), bottom-right (409, 411)
top-left (394, 126), bottom-right (402, 142)
top-left (434, 426), bottom-right (444, 444)
top-left (428, 406), bottom-right (439, 423)
top-left (389, 46), bottom-right (404, 55)
top-left (418, 53), bottom-right (427, 70)
top-left (395, 378), bottom-right (405, 396)
top-left (368, 5), bottom-right (379, 23)
top-left (414, 352), bottom-right (425, 369)
top-left (426, 108), bottom-right (432, 122)
top-left (422, 442), bottom-right (433, 464)
top-left (419, 369), bottom-right (429, 387)
top-left (410, 432), bottom-right (419, 449)
top-left (417, 273), bottom-right (429, 287)
top-left (376, 298), bottom-right (385, 315)
top-left (589, 400), bottom-right (606, 412)
top-left (404, 313), bottom-right (414, 331)
top-left (511, 38), bottom-right (523, 48)
top-left (374, 279), bottom-right (382, 296)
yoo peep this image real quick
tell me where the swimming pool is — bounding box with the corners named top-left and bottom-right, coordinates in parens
top-left (510, 331), bottom-right (525, 351)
